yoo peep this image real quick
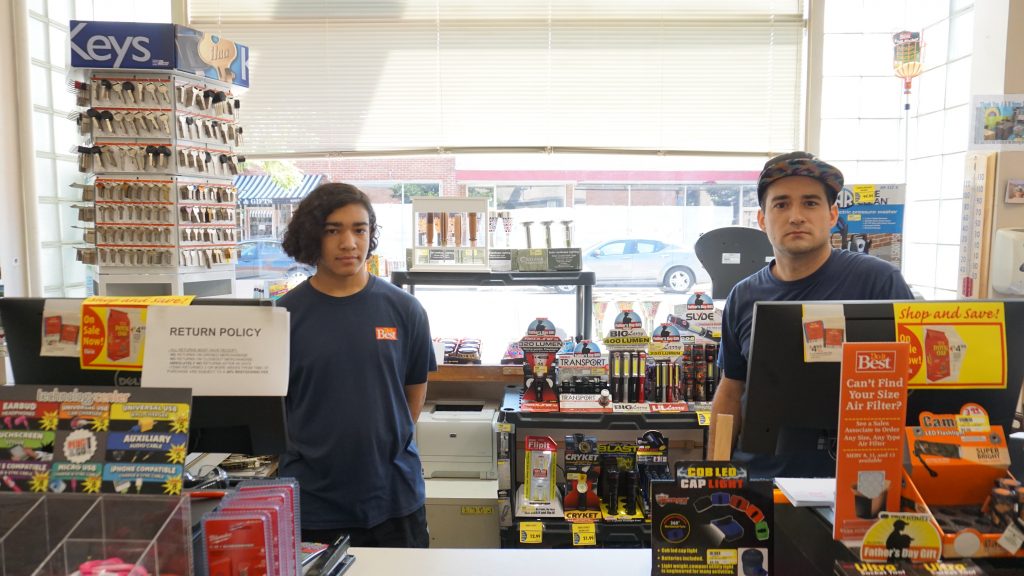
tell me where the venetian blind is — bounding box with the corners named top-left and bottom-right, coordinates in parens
top-left (188, 0), bottom-right (805, 156)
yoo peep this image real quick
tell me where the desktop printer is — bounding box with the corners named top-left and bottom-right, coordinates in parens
top-left (416, 400), bottom-right (498, 479)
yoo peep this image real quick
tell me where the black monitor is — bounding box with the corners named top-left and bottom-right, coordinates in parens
top-left (0, 297), bottom-right (288, 456)
top-left (738, 300), bottom-right (1024, 456)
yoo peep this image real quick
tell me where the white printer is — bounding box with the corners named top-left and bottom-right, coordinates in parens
top-left (416, 400), bottom-right (498, 480)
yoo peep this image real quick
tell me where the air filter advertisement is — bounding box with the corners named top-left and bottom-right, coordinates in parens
top-left (651, 462), bottom-right (773, 576)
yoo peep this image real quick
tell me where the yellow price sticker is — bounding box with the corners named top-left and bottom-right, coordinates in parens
top-left (519, 521), bottom-right (543, 544)
top-left (956, 414), bottom-right (989, 433)
top-left (707, 549), bottom-right (738, 565)
top-left (572, 523), bottom-right (597, 546)
top-left (460, 505), bottom-right (494, 516)
top-left (697, 411), bottom-right (711, 426)
top-left (496, 422), bottom-right (513, 433)
top-left (852, 185), bottom-right (876, 204)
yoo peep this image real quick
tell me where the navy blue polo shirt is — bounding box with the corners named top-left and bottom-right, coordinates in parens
top-left (278, 276), bottom-right (436, 529)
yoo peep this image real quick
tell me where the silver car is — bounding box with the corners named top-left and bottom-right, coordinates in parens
top-left (576, 238), bottom-right (711, 293)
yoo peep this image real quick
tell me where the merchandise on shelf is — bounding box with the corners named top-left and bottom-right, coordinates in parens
top-left (563, 433), bottom-right (602, 522)
top-left (410, 197), bottom-right (489, 272)
top-left (69, 69), bottom-right (245, 294)
top-left (518, 318), bottom-right (563, 412)
top-left (596, 441), bottom-right (643, 523)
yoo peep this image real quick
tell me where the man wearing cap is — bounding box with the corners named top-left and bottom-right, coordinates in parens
top-left (710, 151), bottom-right (914, 478)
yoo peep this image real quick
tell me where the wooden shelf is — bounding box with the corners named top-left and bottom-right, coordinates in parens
top-left (432, 364), bottom-right (523, 384)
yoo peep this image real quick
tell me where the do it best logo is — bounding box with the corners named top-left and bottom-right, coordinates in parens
top-left (855, 351), bottom-right (895, 372)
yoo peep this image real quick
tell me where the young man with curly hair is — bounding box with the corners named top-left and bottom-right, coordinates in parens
top-left (277, 183), bottom-right (436, 547)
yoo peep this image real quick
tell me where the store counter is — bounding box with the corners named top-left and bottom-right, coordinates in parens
top-left (344, 547), bottom-right (650, 575)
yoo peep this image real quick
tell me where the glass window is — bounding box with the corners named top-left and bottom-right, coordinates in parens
top-left (29, 18), bottom-right (47, 61)
top-left (62, 246), bottom-right (87, 287)
top-left (39, 246), bottom-right (64, 290)
top-left (59, 203), bottom-right (80, 243)
top-left (30, 65), bottom-right (50, 107)
top-left (35, 201), bottom-right (60, 244)
top-left (467, 185), bottom-right (495, 208)
top-left (636, 241), bottom-right (659, 254)
top-left (821, 77), bottom-right (861, 118)
top-left (48, 25), bottom-right (67, 69)
top-left (496, 185), bottom-right (564, 209)
top-left (56, 159), bottom-right (81, 199)
top-left (949, 12), bottom-right (973, 60)
top-left (573, 184), bottom-right (626, 207)
top-left (47, 0), bottom-right (72, 24)
top-left (391, 183), bottom-right (440, 204)
top-left (33, 112), bottom-right (53, 154)
top-left (597, 241), bottom-right (628, 256)
top-left (51, 70), bottom-right (76, 112)
top-left (239, 243), bottom-right (257, 260)
top-left (53, 113), bottom-right (78, 156)
top-left (34, 157), bottom-right (56, 200)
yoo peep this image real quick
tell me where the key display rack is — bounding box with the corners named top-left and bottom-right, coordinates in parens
top-left (70, 68), bottom-right (246, 296)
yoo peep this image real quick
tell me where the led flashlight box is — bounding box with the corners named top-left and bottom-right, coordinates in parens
top-left (651, 461), bottom-right (773, 576)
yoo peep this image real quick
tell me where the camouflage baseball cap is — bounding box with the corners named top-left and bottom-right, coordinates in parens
top-left (757, 151), bottom-right (844, 206)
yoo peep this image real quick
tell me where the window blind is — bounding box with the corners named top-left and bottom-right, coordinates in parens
top-left (188, 1), bottom-right (805, 156)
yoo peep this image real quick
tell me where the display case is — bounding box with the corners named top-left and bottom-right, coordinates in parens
top-left (391, 270), bottom-right (596, 339)
top-left (411, 197), bottom-right (490, 272)
top-left (0, 493), bottom-right (191, 575)
top-left (497, 386), bottom-right (706, 549)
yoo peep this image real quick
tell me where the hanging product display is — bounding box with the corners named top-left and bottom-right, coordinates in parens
top-left (69, 21), bottom-right (249, 296)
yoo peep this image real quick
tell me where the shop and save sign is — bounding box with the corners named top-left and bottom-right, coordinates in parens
top-left (70, 21), bottom-right (176, 69)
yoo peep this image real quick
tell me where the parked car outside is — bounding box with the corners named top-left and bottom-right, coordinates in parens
top-left (236, 238), bottom-right (315, 280)
top-left (558, 238), bottom-right (711, 293)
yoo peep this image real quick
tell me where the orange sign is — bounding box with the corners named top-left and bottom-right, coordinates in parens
top-left (834, 342), bottom-right (909, 544)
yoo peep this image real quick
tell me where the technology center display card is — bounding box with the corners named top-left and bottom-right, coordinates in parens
top-left (0, 385), bottom-right (190, 495)
top-left (651, 462), bottom-right (773, 576)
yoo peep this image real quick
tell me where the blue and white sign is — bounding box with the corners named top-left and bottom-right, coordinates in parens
top-left (832, 184), bottom-right (906, 267)
top-left (69, 20), bottom-right (175, 69)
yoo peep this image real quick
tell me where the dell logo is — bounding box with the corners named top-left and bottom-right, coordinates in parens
top-left (70, 21), bottom-right (152, 68)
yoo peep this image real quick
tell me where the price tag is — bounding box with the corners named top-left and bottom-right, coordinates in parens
top-left (852, 184), bottom-right (875, 204)
top-left (697, 411), bottom-right (711, 426)
top-left (707, 549), bottom-right (737, 565)
top-left (997, 522), bottom-right (1024, 554)
top-left (496, 422), bottom-right (513, 433)
top-left (571, 522), bottom-right (596, 546)
top-left (519, 521), bottom-right (543, 544)
top-left (956, 413), bottom-right (989, 434)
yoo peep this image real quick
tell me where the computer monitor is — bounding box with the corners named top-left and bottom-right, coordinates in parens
top-left (0, 297), bottom-right (288, 456)
top-left (738, 300), bottom-right (1024, 456)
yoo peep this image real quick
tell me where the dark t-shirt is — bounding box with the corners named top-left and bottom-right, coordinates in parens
top-left (277, 276), bottom-right (437, 529)
top-left (718, 249), bottom-right (914, 479)
top-left (719, 249), bottom-right (915, 380)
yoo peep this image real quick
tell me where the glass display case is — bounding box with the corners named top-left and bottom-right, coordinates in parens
top-left (411, 197), bottom-right (490, 272)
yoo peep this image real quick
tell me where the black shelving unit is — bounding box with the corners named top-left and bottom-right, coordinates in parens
top-left (391, 270), bottom-right (596, 339)
top-left (498, 385), bottom-right (706, 549)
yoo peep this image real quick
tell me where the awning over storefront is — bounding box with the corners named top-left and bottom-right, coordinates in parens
top-left (235, 174), bottom-right (323, 205)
